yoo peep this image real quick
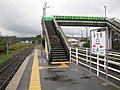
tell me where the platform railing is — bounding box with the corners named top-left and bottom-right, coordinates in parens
top-left (70, 47), bottom-right (120, 84)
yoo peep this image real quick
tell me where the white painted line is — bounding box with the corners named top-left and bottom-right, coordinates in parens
top-left (71, 69), bottom-right (74, 71)
top-left (74, 69), bottom-right (78, 72)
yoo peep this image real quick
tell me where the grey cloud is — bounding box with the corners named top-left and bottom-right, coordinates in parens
top-left (0, 0), bottom-right (42, 37)
top-left (0, 0), bottom-right (120, 37)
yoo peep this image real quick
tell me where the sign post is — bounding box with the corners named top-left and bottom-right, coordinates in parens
top-left (105, 27), bottom-right (109, 85)
top-left (90, 28), bottom-right (108, 81)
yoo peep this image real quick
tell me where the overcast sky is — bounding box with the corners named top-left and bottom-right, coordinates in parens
top-left (0, 0), bottom-right (120, 37)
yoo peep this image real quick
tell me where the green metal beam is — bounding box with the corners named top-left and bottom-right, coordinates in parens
top-left (43, 17), bottom-right (53, 21)
top-left (53, 16), bottom-right (105, 21)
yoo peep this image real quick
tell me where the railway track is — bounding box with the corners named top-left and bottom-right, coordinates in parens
top-left (0, 48), bottom-right (33, 90)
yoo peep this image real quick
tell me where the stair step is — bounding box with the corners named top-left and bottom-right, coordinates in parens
top-left (51, 46), bottom-right (63, 48)
top-left (51, 53), bottom-right (66, 56)
top-left (52, 56), bottom-right (68, 59)
top-left (52, 58), bottom-right (69, 62)
top-left (51, 48), bottom-right (64, 51)
top-left (51, 48), bottom-right (64, 50)
top-left (51, 52), bottom-right (66, 54)
top-left (51, 44), bottom-right (63, 47)
top-left (51, 49), bottom-right (65, 52)
top-left (51, 44), bottom-right (62, 46)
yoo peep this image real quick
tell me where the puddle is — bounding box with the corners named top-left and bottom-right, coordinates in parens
top-left (71, 82), bottom-right (80, 84)
top-left (44, 74), bottom-right (75, 83)
top-left (48, 70), bottom-right (65, 73)
top-left (81, 74), bottom-right (91, 79)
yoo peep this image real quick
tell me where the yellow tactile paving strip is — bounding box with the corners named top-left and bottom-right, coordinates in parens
top-left (38, 62), bottom-right (70, 69)
top-left (51, 61), bottom-right (71, 64)
top-left (29, 50), bottom-right (41, 90)
top-left (29, 49), bottom-right (70, 90)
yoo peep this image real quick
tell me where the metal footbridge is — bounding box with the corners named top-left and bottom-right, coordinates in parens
top-left (42, 15), bottom-right (120, 63)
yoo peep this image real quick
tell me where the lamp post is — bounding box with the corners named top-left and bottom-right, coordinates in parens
top-left (104, 5), bottom-right (109, 86)
top-left (43, 2), bottom-right (51, 18)
top-left (41, 2), bottom-right (50, 51)
top-left (104, 6), bottom-right (106, 19)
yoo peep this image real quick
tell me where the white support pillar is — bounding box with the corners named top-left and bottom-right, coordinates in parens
top-left (45, 37), bottom-right (48, 60)
top-left (76, 47), bottom-right (78, 65)
top-left (97, 54), bottom-right (99, 76)
top-left (109, 30), bottom-right (112, 49)
top-left (70, 47), bottom-right (71, 62)
top-left (86, 48), bottom-right (88, 62)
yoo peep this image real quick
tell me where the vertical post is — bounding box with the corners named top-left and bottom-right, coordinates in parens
top-left (105, 27), bottom-right (109, 85)
top-left (97, 53), bottom-right (99, 76)
top-left (86, 27), bottom-right (88, 43)
top-left (104, 6), bottom-right (106, 20)
top-left (109, 30), bottom-right (112, 49)
top-left (43, 2), bottom-right (50, 18)
top-left (70, 47), bottom-right (71, 62)
top-left (7, 44), bottom-right (8, 56)
top-left (43, 2), bottom-right (47, 18)
top-left (41, 32), bottom-right (43, 52)
top-left (45, 37), bottom-right (48, 59)
top-left (76, 47), bottom-right (78, 65)
top-left (89, 30), bottom-right (92, 78)
top-left (86, 48), bottom-right (88, 62)
top-left (104, 55), bottom-right (106, 70)
top-left (104, 5), bottom-right (109, 85)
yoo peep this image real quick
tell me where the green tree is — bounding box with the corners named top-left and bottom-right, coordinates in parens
top-left (10, 36), bottom-right (17, 44)
top-left (83, 41), bottom-right (90, 48)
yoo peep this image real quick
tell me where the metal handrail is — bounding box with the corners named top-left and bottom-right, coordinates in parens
top-left (42, 19), bottom-right (51, 53)
top-left (53, 17), bottom-right (70, 50)
top-left (58, 27), bottom-right (70, 49)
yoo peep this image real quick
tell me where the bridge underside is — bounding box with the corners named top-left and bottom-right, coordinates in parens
top-left (56, 20), bottom-right (106, 27)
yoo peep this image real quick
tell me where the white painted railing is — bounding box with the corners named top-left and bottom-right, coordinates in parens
top-left (70, 47), bottom-right (120, 83)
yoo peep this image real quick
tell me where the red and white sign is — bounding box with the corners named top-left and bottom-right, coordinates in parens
top-left (91, 29), bottom-right (106, 55)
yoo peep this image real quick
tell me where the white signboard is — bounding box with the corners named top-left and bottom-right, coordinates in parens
top-left (91, 29), bottom-right (106, 55)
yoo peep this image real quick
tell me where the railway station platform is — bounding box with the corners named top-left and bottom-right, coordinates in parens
top-left (5, 49), bottom-right (120, 90)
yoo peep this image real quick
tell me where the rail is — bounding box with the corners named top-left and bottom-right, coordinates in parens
top-left (0, 48), bottom-right (33, 90)
top-left (70, 47), bottom-right (120, 86)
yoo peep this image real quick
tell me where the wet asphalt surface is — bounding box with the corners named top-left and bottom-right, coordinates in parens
top-left (38, 50), bottom-right (119, 90)
top-left (17, 49), bottom-right (119, 90)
